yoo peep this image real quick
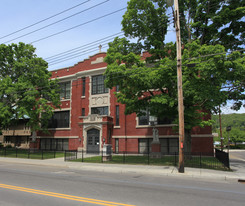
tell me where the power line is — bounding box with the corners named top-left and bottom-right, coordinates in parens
top-left (30, 7), bottom-right (127, 44)
top-left (48, 44), bottom-right (110, 66)
top-left (0, 0), bottom-right (91, 40)
top-left (3, 0), bottom-right (110, 44)
top-left (184, 48), bottom-right (245, 62)
top-left (46, 36), bottom-right (124, 64)
top-left (1, 47), bottom-right (244, 95)
top-left (45, 32), bottom-right (124, 61)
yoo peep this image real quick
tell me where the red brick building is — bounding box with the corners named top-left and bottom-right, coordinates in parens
top-left (36, 52), bottom-right (213, 154)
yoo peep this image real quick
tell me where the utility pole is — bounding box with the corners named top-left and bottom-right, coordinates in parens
top-left (168, 0), bottom-right (185, 173)
top-left (219, 106), bottom-right (223, 151)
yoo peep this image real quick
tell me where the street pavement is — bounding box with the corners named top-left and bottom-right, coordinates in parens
top-left (0, 150), bottom-right (244, 182)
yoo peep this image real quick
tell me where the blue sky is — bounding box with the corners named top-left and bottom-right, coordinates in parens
top-left (0, 0), bottom-right (244, 114)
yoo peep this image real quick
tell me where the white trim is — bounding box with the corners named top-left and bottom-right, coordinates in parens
top-left (53, 108), bottom-right (71, 112)
top-left (113, 126), bottom-right (121, 129)
top-left (112, 135), bottom-right (179, 139)
top-left (38, 136), bottom-right (78, 139)
top-left (136, 124), bottom-right (177, 128)
top-left (51, 67), bottom-right (107, 81)
top-left (112, 134), bottom-right (213, 138)
top-left (83, 125), bottom-right (102, 151)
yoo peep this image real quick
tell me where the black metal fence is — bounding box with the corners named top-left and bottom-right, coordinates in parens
top-left (215, 148), bottom-right (230, 169)
top-left (64, 150), bottom-right (230, 170)
top-left (0, 148), bottom-right (60, 159)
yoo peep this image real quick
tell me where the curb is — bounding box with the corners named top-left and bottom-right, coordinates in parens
top-left (0, 157), bottom-right (242, 182)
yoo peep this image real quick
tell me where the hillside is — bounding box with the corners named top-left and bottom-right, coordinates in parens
top-left (212, 113), bottom-right (245, 144)
top-left (212, 113), bottom-right (245, 132)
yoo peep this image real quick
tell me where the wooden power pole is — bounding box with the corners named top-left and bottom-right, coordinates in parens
top-left (173, 0), bottom-right (185, 173)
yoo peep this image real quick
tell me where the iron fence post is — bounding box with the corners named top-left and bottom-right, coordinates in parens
top-left (42, 150), bottom-right (44, 160)
top-left (101, 150), bottom-right (103, 163)
top-left (174, 152), bottom-right (177, 166)
top-left (4, 147), bottom-right (6, 157)
top-left (200, 153), bottom-right (202, 168)
top-left (82, 150), bottom-right (84, 162)
top-left (123, 151), bottom-right (125, 164)
top-left (16, 148), bottom-right (17, 158)
top-left (148, 151), bottom-right (150, 165)
top-left (28, 149), bottom-right (30, 159)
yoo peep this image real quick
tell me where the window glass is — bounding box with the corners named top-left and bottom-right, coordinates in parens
top-left (48, 111), bottom-right (70, 128)
top-left (82, 108), bottom-right (85, 116)
top-left (115, 105), bottom-right (119, 126)
top-left (59, 82), bottom-right (70, 99)
top-left (91, 107), bottom-right (108, 115)
top-left (138, 109), bottom-right (172, 125)
top-left (138, 110), bottom-right (149, 125)
top-left (82, 77), bottom-right (86, 96)
top-left (92, 75), bottom-right (108, 95)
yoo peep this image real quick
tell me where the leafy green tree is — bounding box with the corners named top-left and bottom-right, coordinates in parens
top-left (105, 0), bottom-right (245, 153)
top-left (179, 0), bottom-right (245, 50)
top-left (228, 128), bottom-right (245, 145)
top-left (0, 43), bottom-right (60, 132)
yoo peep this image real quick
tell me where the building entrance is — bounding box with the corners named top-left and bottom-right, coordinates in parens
top-left (87, 129), bottom-right (100, 153)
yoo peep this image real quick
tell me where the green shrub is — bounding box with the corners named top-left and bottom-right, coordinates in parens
top-left (230, 144), bottom-right (245, 149)
top-left (5, 144), bottom-right (12, 148)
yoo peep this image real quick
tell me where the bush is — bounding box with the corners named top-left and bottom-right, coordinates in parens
top-left (0, 143), bottom-right (3, 148)
top-left (5, 144), bottom-right (12, 148)
top-left (230, 144), bottom-right (245, 149)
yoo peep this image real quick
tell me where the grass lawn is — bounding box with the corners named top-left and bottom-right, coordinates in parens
top-left (72, 154), bottom-right (229, 171)
top-left (0, 149), bottom-right (64, 159)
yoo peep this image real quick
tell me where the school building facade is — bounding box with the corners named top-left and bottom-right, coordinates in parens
top-left (35, 52), bottom-right (213, 154)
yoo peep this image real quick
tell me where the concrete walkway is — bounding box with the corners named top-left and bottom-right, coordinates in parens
top-left (0, 156), bottom-right (244, 182)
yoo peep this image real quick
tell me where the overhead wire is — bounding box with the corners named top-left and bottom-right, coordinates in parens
top-left (29, 7), bottom-right (127, 44)
top-left (45, 32), bottom-right (124, 61)
top-left (0, 0), bottom-right (91, 40)
top-left (3, 0), bottom-right (110, 44)
top-left (1, 48), bottom-right (244, 96)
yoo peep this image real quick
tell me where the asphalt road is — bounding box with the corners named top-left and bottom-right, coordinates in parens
top-left (0, 162), bottom-right (244, 206)
top-left (229, 150), bottom-right (245, 162)
top-left (229, 150), bottom-right (245, 179)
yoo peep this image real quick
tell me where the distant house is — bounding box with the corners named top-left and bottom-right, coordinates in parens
top-left (1, 119), bottom-right (31, 148)
top-left (31, 52), bottom-right (213, 154)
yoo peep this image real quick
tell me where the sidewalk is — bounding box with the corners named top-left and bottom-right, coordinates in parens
top-left (0, 156), bottom-right (244, 182)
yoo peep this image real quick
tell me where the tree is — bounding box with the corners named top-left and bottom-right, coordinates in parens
top-left (179, 0), bottom-right (245, 50)
top-left (0, 43), bottom-right (60, 132)
top-left (104, 0), bottom-right (245, 153)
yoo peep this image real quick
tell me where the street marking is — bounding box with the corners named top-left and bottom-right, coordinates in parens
top-left (0, 183), bottom-right (135, 206)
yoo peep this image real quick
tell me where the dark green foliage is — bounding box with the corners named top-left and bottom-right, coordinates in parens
top-left (212, 113), bottom-right (245, 144)
top-left (105, 0), bottom-right (245, 153)
top-left (179, 0), bottom-right (245, 50)
top-left (0, 43), bottom-right (61, 132)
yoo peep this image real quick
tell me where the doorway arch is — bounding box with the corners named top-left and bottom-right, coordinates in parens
top-left (87, 128), bottom-right (100, 153)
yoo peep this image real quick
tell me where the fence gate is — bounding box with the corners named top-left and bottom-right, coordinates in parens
top-left (64, 150), bottom-right (77, 161)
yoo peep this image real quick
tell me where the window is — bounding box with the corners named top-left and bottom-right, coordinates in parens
top-left (138, 110), bottom-right (150, 125)
top-left (48, 111), bottom-right (70, 128)
top-left (82, 77), bottom-right (86, 96)
top-left (116, 85), bottom-right (120, 92)
top-left (40, 138), bottom-right (68, 151)
top-left (92, 75), bottom-right (108, 95)
top-left (59, 82), bottom-right (71, 99)
top-left (91, 107), bottom-right (108, 115)
top-left (138, 110), bottom-right (172, 125)
top-left (82, 108), bottom-right (85, 116)
top-left (115, 105), bottom-right (119, 126)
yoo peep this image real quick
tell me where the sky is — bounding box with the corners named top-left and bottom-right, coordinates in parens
top-left (0, 0), bottom-right (244, 114)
